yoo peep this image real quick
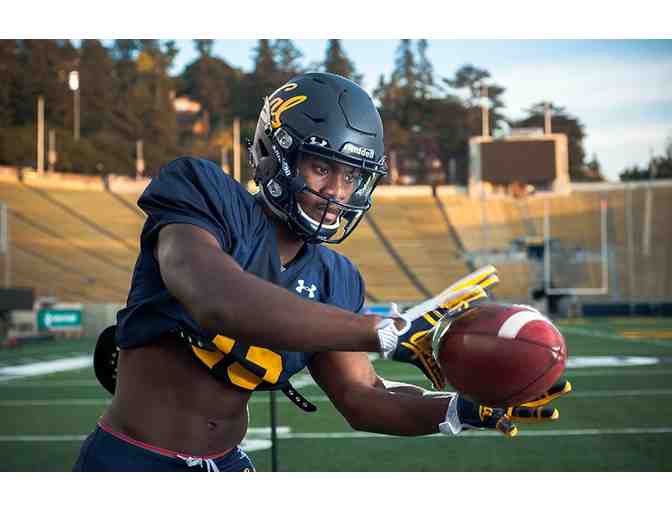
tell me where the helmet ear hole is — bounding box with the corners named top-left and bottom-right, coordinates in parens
top-left (257, 156), bottom-right (278, 180)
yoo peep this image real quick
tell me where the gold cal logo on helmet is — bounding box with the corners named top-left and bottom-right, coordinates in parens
top-left (267, 82), bottom-right (307, 129)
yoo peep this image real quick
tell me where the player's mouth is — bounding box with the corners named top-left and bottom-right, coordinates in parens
top-left (297, 201), bottom-right (341, 230)
top-left (315, 205), bottom-right (340, 224)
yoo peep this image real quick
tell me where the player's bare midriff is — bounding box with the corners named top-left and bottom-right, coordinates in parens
top-left (101, 335), bottom-right (251, 456)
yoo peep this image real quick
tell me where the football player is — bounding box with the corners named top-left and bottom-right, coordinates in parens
top-left (74, 73), bottom-right (570, 472)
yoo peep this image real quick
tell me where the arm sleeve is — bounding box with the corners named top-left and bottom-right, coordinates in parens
top-left (138, 157), bottom-right (234, 253)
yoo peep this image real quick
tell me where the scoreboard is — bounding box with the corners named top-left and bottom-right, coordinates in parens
top-left (481, 139), bottom-right (555, 184)
top-left (469, 133), bottom-right (570, 192)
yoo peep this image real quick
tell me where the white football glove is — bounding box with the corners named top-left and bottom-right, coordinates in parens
top-left (439, 379), bottom-right (573, 437)
top-left (376, 265), bottom-right (499, 389)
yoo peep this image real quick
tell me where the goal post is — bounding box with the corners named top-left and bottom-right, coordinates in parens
top-left (543, 198), bottom-right (609, 296)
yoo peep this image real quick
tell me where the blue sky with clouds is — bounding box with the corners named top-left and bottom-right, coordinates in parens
top-left (171, 39), bottom-right (672, 181)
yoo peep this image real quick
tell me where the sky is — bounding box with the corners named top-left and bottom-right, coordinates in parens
top-left (10, 0), bottom-right (672, 182)
top-left (170, 39), bottom-right (672, 182)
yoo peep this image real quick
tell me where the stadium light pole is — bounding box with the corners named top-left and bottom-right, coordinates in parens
top-left (136, 140), bottom-right (145, 179)
top-left (37, 95), bottom-right (45, 173)
top-left (48, 129), bottom-right (57, 171)
top-left (221, 146), bottom-right (230, 174)
top-left (390, 151), bottom-right (399, 184)
top-left (270, 391), bottom-right (278, 472)
top-left (69, 71), bottom-right (80, 142)
top-left (544, 102), bottom-right (552, 134)
top-left (480, 83), bottom-right (490, 138)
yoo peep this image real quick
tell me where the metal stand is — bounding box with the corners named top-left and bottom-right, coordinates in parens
top-left (270, 390), bottom-right (278, 472)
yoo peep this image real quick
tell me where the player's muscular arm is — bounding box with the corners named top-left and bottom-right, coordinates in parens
top-left (309, 351), bottom-right (450, 436)
top-left (156, 223), bottom-right (381, 353)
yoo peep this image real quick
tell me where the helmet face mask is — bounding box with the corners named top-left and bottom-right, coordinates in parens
top-left (248, 72), bottom-right (387, 244)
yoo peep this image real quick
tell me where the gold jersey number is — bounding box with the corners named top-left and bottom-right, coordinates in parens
top-left (191, 335), bottom-right (283, 390)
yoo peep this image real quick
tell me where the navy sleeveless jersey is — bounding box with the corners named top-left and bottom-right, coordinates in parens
top-left (115, 157), bottom-right (365, 391)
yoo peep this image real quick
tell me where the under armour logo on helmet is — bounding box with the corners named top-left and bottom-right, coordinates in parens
top-left (308, 136), bottom-right (328, 147)
top-left (296, 279), bottom-right (318, 299)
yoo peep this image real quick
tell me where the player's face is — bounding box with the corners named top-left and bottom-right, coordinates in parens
top-left (296, 155), bottom-right (362, 225)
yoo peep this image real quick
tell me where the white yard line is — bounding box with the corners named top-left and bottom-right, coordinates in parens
top-left (1, 427), bottom-right (671, 443)
top-left (0, 356), bottom-right (92, 383)
top-left (276, 427), bottom-right (672, 439)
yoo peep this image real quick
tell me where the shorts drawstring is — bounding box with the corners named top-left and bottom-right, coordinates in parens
top-left (177, 454), bottom-right (220, 472)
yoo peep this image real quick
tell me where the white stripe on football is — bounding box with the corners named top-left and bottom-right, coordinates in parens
top-left (497, 310), bottom-right (554, 339)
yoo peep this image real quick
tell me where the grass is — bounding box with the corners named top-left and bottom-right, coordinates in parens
top-left (1, 317), bottom-right (671, 471)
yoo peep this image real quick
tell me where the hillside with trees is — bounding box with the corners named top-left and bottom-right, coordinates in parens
top-left (0, 39), bottom-right (615, 183)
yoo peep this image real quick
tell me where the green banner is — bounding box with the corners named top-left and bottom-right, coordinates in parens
top-left (37, 309), bottom-right (82, 331)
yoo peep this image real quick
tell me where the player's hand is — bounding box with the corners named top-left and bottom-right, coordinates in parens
top-left (440, 378), bottom-right (573, 437)
top-left (376, 265), bottom-right (499, 390)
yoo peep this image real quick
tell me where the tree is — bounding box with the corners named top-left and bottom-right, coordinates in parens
top-left (374, 72), bottom-right (409, 162)
top-left (392, 39), bottom-right (417, 92)
top-left (181, 40), bottom-right (240, 129)
top-left (443, 64), bottom-right (507, 139)
top-left (240, 40), bottom-right (281, 121)
top-left (416, 39), bottom-right (434, 100)
top-left (322, 40), bottom-right (362, 83)
top-left (584, 153), bottom-right (604, 181)
top-left (252, 39), bottom-right (278, 79)
top-left (79, 40), bottom-right (116, 135)
top-left (389, 39), bottom-right (423, 128)
top-left (0, 40), bottom-right (19, 126)
top-left (132, 40), bottom-right (181, 174)
top-left (513, 101), bottom-right (590, 181)
top-left (194, 39), bottom-right (214, 58)
top-left (12, 40), bottom-right (79, 130)
top-left (375, 41), bottom-right (463, 184)
top-left (273, 39), bottom-right (303, 81)
top-left (424, 97), bottom-right (471, 184)
top-left (620, 137), bottom-right (672, 181)
top-left (109, 39), bottom-right (142, 140)
top-left (443, 64), bottom-right (490, 105)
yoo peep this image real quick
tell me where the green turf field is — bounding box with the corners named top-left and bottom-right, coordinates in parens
top-left (1, 317), bottom-right (671, 471)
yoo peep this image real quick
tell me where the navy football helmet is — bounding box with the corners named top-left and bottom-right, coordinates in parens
top-left (248, 72), bottom-right (388, 243)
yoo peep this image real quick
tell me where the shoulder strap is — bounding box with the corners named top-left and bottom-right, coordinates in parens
top-left (281, 382), bottom-right (317, 412)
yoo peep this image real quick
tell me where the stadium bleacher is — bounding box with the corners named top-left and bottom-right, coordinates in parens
top-left (0, 169), bottom-right (143, 304)
top-left (331, 206), bottom-right (425, 303)
top-left (1, 166), bottom-right (670, 307)
top-left (367, 189), bottom-right (470, 296)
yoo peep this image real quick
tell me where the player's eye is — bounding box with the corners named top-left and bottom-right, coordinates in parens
top-left (344, 171), bottom-right (361, 185)
top-left (313, 165), bottom-right (329, 176)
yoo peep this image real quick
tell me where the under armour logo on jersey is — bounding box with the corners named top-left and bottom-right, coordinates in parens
top-left (296, 280), bottom-right (318, 299)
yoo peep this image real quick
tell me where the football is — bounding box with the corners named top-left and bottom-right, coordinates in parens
top-left (435, 303), bottom-right (567, 407)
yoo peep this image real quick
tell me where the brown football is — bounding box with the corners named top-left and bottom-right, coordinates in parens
top-left (436, 303), bottom-right (567, 407)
